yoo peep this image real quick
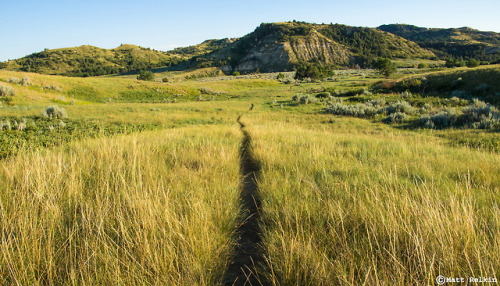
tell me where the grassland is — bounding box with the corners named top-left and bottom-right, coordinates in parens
top-left (0, 65), bottom-right (499, 285)
top-left (0, 125), bottom-right (242, 285)
top-left (244, 112), bottom-right (499, 285)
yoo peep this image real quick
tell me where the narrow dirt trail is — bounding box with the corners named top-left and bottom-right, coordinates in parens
top-left (223, 115), bottom-right (269, 286)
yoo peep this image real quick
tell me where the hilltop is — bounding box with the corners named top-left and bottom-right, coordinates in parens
top-left (379, 24), bottom-right (500, 61)
top-left (186, 22), bottom-right (435, 73)
top-left (1, 44), bottom-right (182, 77)
top-left (1, 21), bottom-right (499, 76)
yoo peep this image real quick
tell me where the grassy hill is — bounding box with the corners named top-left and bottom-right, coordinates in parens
top-left (186, 21), bottom-right (435, 73)
top-left (1, 44), bottom-right (184, 77)
top-left (169, 38), bottom-right (236, 58)
top-left (2, 22), bottom-right (499, 78)
top-left (379, 24), bottom-right (500, 62)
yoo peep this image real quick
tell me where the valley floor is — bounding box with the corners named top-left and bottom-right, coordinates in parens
top-left (0, 67), bottom-right (499, 285)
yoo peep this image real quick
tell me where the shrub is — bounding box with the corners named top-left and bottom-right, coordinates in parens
top-left (13, 118), bottom-right (27, 131)
top-left (21, 77), bottom-right (32, 86)
top-left (400, 91), bottom-right (413, 99)
top-left (451, 90), bottom-right (467, 98)
top-left (382, 112), bottom-right (407, 124)
top-left (367, 99), bottom-right (386, 108)
top-left (361, 88), bottom-right (372, 96)
top-left (420, 103), bottom-right (432, 113)
top-left (43, 106), bottom-right (68, 119)
top-left (299, 94), bottom-right (317, 104)
top-left (315, 92), bottom-right (331, 98)
top-left (450, 77), bottom-right (464, 89)
top-left (199, 88), bottom-right (221, 95)
top-left (462, 99), bottom-right (500, 129)
top-left (466, 59), bottom-right (480, 68)
top-left (276, 73), bottom-right (285, 80)
top-left (385, 100), bottom-right (414, 115)
top-left (0, 120), bottom-right (12, 131)
top-left (232, 71), bottom-right (240, 76)
top-left (446, 59), bottom-right (466, 68)
top-left (423, 111), bottom-right (457, 129)
top-left (44, 85), bottom-right (62, 92)
top-left (417, 63), bottom-right (428, 69)
top-left (8, 77), bottom-right (20, 84)
top-left (373, 57), bottom-right (397, 78)
top-left (475, 84), bottom-right (490, 94)
top-left (0, 85), bottom-right (16, 97)
top-left (327, 103), bottom-right (377, 117)
top-left (294, 62), bottom-right (335, 80)
top-left (162, 77), bottom-right (169, 82)
top-left (137, 70), bottom-right (155, 81)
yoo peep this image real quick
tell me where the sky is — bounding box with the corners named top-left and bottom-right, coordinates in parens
top-left (2, 0), bottom-right (499, 61)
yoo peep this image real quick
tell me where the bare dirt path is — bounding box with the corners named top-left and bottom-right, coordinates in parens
top-left (223, 114), bottom-right (269, 286)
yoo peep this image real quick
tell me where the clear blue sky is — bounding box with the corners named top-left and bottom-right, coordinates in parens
top-left (2, 0), bottom-right (499, 61)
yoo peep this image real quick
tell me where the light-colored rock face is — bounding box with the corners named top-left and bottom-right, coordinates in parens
top-left (285, 32), bottom-right (351, 65)
top-left (203, 22), bottom-right (440, 74)
top-left (233, 33), bottom-right (351, 73)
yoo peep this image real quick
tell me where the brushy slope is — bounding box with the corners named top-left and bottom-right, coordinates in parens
top-left (379, 24), bottom-right (500, 62)
top-left (3, 44), bottom-right (179, 77)
top-left (190, 22), bottom-right (435, 73)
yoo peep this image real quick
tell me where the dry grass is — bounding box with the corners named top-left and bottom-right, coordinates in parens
top-left (244, 113), bottom-right (500, 285)
top-left (0, 125), bottom-right (241, 285)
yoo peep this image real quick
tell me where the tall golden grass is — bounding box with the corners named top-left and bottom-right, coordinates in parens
top-left (0, 125), bottom-right (241, 285)
top-left (245, 113), bottom-right (500, 285)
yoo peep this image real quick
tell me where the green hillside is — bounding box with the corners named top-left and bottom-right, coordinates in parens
top-left (170, 38), bottom-right (236, 58)
top-left (2, 22), bottom-right (499, 77)
top-left (2, 44), bottom-right (184, 77)
top-left (379, 24), bottom-right (500, 62)
top-left (185, 21), bottom-right (435, 73)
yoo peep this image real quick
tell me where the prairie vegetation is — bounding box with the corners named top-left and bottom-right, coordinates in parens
top-left (244, 112), bottom-right (499, 285)
top-left (0, 125), bottom-right (242, 285)
top-left (0, 64), bottom-right (499, 284)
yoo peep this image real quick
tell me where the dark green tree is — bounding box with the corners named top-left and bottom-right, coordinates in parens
top-left (466, 59), bottom-right (480, 68)
top-left (294, 62), bottom-right (335, 80)
top-left (373, 58), bottom-right (397, 78)
top-left (137, 70), bottom-right (154, 81)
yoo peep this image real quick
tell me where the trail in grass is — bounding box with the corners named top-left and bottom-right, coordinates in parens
top-left (223, 114), bottom-right (268, 286)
